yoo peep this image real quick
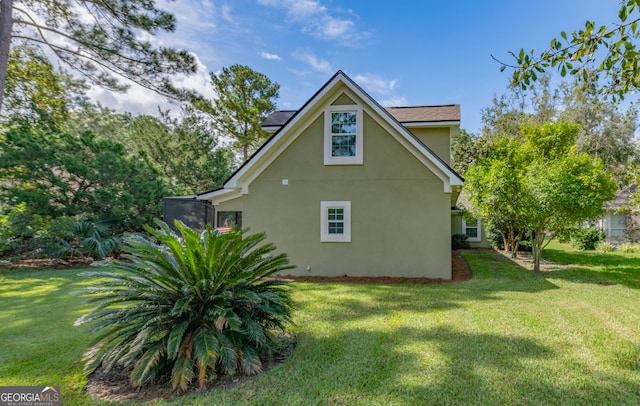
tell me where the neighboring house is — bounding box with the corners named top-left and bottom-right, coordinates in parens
top-left (597, 184), bottom-right (639, 243)
top-left (197, 70), bottom-right (465, 279)
top-left (450, 190), bottom-right (491, 248)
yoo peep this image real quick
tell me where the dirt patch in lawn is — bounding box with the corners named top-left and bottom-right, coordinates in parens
top-left (85, 334), bottom-right (296, 403)
top-left (2, 257), bottom-right (96, 269)
top-left (275, 250), bottom-right (472, 284)
top-left (495, 250), bottom-right (572, 272)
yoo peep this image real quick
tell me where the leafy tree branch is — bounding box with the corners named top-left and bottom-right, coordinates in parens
top-left (495, 0), bottom-right (640, 99)
top-left (0, 0), bottom-right (199, 113)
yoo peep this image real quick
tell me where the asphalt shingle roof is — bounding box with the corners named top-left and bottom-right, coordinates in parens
top-left (604, 184), bottom-right (637, 209)
top-left (385, 105), bottom-right (460, 123)
top-left (262, 105), bottom-right (460, 128)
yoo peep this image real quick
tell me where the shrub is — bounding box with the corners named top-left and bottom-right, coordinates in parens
top-left (617, 242), bottom-right (639, 253)
top-left (70, 220), bottom-right (121, 260)
top-left (75, 221), bottom-right (295, 391)
top-left (571, 226), bottom-right (606, 251)
top-left (595, 240), bottom-right (615, 253)
top-left (452, 233), bottom-right (470, 249)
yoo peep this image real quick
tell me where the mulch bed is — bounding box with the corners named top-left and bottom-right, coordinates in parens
top-left (85, 335), bottom-right (297, 403)
top-left (2, 257), bottom-right (95, 269)
top-left (275, 250), bottom-right (472, 284)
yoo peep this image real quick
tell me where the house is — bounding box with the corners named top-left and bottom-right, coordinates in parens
top-left (597, 184), bottom-right (639, 243)
top-left (197, 70), bottom-right (465, 279)
top-left (451, 190), bottom-right (491, 248)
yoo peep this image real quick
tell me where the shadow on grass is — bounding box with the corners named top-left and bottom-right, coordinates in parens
top-left (191, 324), bottom-right (638, 405)
top-left (542, 248), bottom-right (640, 289)
top-left (290, 249), bottom-right (559, 325)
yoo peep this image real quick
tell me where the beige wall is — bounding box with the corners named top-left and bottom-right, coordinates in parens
top-left (243, 108), bottom-right (453, 279)
top-left (408, 127), bottom-right (452, 165)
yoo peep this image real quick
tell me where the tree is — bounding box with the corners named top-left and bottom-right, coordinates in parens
top-left (495, 0), bottom-right (640, 99)
top-left (464, 135), bottom-right (530, 258)
top-left (558, 80), bottom-right (638, 183)
top-left (76, 221), bottom-right (294, 391)
top-left (0, 123), bottom-right (170, 232)
top-left (208, 65), bottom-right (280, 162)
top-left (451, 129), bottom-right (477, 175)
top-left (465, 121), bottom-right (616, 273)
top-left (0, 0), bottom-right (198, 113)
top-left (2, 44), bottom-right (87, 128)
top-left (128, 111), bottom-right (232, 194)
top-left (478, 77), bottom-right (639, 184)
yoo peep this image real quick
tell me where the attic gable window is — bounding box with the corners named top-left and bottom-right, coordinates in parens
top-left (324, 106), bottom-right (363, 165)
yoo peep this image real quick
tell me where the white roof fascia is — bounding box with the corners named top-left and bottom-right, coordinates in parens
top-left (402, 121), bottom-right (460, 128)
top-left (333, 74), bottom-right (463, 189)
top-left (225, 71), bottom-right (463, 193)
top-left (224, 74), bottom-right (346, 189)
top-left (368, 111), bottom-right (460, 192)
top-left (197, 188), bottom-right (242, 204)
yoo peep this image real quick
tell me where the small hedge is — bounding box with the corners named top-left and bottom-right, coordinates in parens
top-left (571, 226), bottom-right (606, 251)
top-left (452, 233), bottom-right (470, 250)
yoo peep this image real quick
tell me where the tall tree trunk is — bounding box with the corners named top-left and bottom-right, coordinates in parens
top-left (532, 227), bottom-right (545, 274)
top-left (0, 0), bottom-right (13, 114)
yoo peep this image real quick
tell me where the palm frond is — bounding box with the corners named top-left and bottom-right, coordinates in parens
top-left (76, 220), bottom-right (295, 390)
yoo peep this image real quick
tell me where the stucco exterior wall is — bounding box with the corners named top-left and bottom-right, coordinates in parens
top-left (407, 127), bottom-right (451, 165)
top-left (214, 197), bottom-right (243, 227)
top-left (243, 110), bottom-right (452, 279)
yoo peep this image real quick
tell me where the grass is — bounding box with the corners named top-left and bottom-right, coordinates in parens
top-left (1, 242), bottom-right (639, 405)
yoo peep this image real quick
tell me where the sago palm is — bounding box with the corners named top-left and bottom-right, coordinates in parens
top-left (75, 220), bottom-right (295, 391)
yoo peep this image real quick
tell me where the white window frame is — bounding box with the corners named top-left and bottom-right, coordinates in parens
top-left (321, 201), bottom-right (351, 242)
top-left (462, 218), bottom-right (481, 242)
top-left (324, 106), bottom-right (363, 165)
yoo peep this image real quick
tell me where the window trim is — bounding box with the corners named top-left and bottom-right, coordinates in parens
top-left (324, 106), bottom-right (363, 165)
top-left (321, 201), bottom-right (351, 242)
top-left (462, 217), bottom-right (481, 242)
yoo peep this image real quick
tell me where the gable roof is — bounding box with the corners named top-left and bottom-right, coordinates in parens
top-left (198, 70), bottom-right (463, 201)
top-left (262, 105), bottom-right (460, 130)
top-left (604, 184), bottom-right (637, 209)
top-left (385, 105), bottom-right (460, 125)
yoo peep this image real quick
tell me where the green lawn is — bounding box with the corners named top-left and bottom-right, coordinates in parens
top-left (1, 242), bottom-right (639, 405)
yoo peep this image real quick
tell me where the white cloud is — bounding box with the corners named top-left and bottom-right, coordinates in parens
top-left (257, 0), bottom-right (369, 44)
top-left (380, 96), bottom-right (408, 107)
top-left (260, 51), bottom-right (282, 61)
top-left (352, 73), bottom-right (397, 95)
top-left (293, 51), bottom-right (333, 74)
top-left (220, 4), bottom-right (234, 22)
top-left (86, 53), bottom-right (216, 117)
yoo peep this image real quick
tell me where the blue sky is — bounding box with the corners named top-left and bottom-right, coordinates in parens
top-left (90, 0), bottom-right (622, 134)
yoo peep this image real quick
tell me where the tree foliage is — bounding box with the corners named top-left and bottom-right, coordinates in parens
top-left (128, 111), bottom-right (232, 194)
top-left (76, 221), bottom-right (295, 391)
top-left (0, 0), bottom-right (199, 113)
top-left (2, 44), bottom-right (87, 127)
top-left (470, 77), bottom-right (639, 184)
top-left (465, 121), bottom-right (616, 273)
top-left (0, 123), bottom-right (169, 232)
top-left (496, 0), bottom-right (640, 99)
top-left (207, 65), bottom-right (280, 162)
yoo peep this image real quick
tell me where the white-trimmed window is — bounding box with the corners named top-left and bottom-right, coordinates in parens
top-left (321, 201), bottom-right (351, 242)
top-left (324, 106), bottom-right (363, 165)
top-left (462, 218), bottom-right (481, 242)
